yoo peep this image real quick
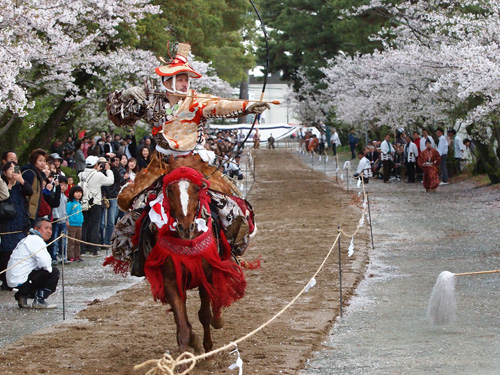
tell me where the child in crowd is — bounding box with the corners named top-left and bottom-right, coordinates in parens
top-left (66, 186), bottom-right (84, 262)
top-left (64, 176), bottom-right (75, 198)
top-left (51, 176), bottom-right (69, 264)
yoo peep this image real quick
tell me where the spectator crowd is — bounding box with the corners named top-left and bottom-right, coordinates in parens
top-left (350, 128), bottom-right (474, 192)
top-left (0, 127), bottom-right (247, 307)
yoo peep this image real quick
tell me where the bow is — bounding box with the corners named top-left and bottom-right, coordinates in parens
top-left (207, 0), bottom-right (269, 179)
top-left (237, 0), bottom-right (269, 151)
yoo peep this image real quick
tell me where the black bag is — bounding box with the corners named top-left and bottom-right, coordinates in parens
top-left (0, 198), bottom-right (16, 220)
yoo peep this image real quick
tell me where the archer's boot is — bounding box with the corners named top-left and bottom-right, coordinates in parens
top-left (32, 288), bottom-right (57, 309)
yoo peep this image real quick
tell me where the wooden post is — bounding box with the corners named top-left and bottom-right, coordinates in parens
top-left (367, 194), bottom-right (375, 249)
top-left (62, 235), bottom-right (67, 320)
top-left (338, 226), bottom-right (343, 318)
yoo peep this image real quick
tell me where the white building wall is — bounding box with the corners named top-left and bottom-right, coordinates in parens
top-left (248, 82), bottom-right (300, 125)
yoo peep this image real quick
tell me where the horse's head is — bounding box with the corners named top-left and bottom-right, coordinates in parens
top-left (163, 166), bottom-right (210, 239)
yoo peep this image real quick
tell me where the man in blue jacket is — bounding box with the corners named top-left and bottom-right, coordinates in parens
top-left (348, 129), bottom-right (358, 160)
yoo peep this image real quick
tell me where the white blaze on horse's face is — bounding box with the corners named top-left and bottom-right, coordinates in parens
top-left (178, 180), bottom-right (190, 218)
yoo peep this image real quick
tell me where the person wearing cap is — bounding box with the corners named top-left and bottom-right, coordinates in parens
top-left (107, 43), bottom-right (269, 162)
top-left (49, 153), bottom-right (66, 176)
top-left (78, 155), bottom-right (114, 256)
top-left (226, 155), bottom-right (244, 180)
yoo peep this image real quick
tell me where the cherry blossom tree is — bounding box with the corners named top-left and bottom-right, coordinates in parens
top-left (293, 0), bottom-right (500, 182)
top-left (0, 0), bottom-right (234, 157)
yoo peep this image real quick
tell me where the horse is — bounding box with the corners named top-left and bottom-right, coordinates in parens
top-left (136, 158), bottom-right (247, 358)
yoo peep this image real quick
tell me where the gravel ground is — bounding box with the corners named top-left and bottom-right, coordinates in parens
top-left (300, 150), bottom-right (500, 375)
top-left (0, 149), bottom-right (369, 375)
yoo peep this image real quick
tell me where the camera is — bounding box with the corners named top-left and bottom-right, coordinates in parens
top-left (14, 166), bottom-right (20, 174)
top-left (99, 163), bottom-right (106, 171)
top-left (54, 174), bottom-right (59, 181)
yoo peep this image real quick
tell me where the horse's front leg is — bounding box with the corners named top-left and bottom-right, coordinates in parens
top-left (162, 259), bottom-right (200, 354)
top-left (198, 284), bottom-right (213, 353)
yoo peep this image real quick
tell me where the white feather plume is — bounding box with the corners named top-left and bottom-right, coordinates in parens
top-left (427, 271), bottom-right (457, 326)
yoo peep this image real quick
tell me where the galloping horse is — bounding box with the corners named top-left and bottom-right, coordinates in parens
top-left (137, 156), bottom-right (248, 356)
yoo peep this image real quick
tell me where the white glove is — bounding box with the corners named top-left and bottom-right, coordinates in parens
top-left (121, 86), bottom-right (146, 102)
top-left (247, 102), bottom-right (270, 114)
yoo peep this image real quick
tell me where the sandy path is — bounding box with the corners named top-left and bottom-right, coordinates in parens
top-left (0, 149), bottom-right (369, 375)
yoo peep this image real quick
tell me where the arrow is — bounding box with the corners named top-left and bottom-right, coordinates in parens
top-left (144, 90), bottom-right (280, 105)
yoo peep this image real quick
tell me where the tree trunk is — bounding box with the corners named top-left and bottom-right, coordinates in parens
top-left (19, 70), bottom-right (92, 163)
top-left (467, 125), bottom-right (500, 184)
top-left (0, 110), bottom-right (23, 154)
top-left (492, 126), bottom-right (500, 160)
top-left (20, 98), bottom-right (75, 163)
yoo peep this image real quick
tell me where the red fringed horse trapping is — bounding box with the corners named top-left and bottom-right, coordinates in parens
top-left (105, 165), bottom-right (258, 357)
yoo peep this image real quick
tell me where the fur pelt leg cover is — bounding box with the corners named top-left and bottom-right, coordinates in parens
top-left (144, 226), bottom-right (246, 319)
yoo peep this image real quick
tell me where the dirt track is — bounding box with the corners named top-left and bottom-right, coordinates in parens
top-left (0, 149), bottom-right (369, 375)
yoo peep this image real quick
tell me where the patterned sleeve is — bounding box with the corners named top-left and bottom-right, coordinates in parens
top-left (106, 91), bottom-right (147, 127)
top-left (197, 94), bottom-right (248, 119)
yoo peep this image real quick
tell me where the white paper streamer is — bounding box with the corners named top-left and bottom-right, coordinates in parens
top-left (326, 156), bottom-right (329, 162)
top-left (343, 161), bottom-right (351, 170)
top-left (348, 237), bottom-right (354, 257)
top-left (362, 201), bottom-right (368, 210)
top-left (195, 218), bottom-right (209, 232)
top-left (229, 344), bottom-right (243, 375)
top-left (340, 173), bottom-right (344, 181)
top-left (357, 178), bottom-right (362, 188)
top-left (305, 277), bottom-right (317, 293)
top-left (359, 215), bottom-right (364, 227)
top-left (319, 156), bottom-right (322, 162)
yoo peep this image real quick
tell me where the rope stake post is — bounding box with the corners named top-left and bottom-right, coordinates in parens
top-left (345, 169), bottom-right (349, 191)
top-left (367, 193), bottom-right (374, 249)
top-left (62, 235), bottom-right (66, 321)
top-left (338, 226), bottom-right (343, 318)
top-left (133, 149), bottom-right (373, 374)
top-left (245, 164), bottom-right (248, 198)
top-left (253, 155), bottom-right (256, 183)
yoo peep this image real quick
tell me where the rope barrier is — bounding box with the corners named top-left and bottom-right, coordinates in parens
top-left (0, 234), bottom-right (64, 276)
top-left (0, 233), bottom-right (111, 277)
top-left (134, 155), bottom-right (371, 374)
top-left (0, 230), bottom-right (23, 235)
top-left (338, 176), bottom-right (368, 239)
top-left (134, 231), bottom-right (343, 373)
top-left (0, 198), bottom-right (118, 236)
top-left (62, 233), bottom-right (111, 248)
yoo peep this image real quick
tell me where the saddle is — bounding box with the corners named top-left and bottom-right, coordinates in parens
top-left (118, 152), bottom-right (241, 212)
top-left (108, 153), bottom-right (255, 277)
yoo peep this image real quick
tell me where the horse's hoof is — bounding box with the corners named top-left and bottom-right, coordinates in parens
top-left (189, 334), bottom-right (202, 353)
top-left (211, 316), bottom-right (224, 329)
top-left (204, 357), bottom-right (218, 369)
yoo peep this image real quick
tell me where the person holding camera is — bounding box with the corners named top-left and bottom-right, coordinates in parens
top-left (78, 156), bottom-right (114, 256)
top-left (50, 176), bottom-right (69, 264)
top-left (0, 162), bottom-right (33, 290)
top-left (100, 156), bottom-right (121, 246)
